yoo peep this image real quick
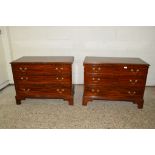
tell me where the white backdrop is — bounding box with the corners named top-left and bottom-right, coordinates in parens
top-left (8, 26), bottom-right (155, 85)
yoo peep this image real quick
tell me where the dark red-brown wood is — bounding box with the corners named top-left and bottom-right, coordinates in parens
top-left (83, 56), bottom-right (149, 109)
top-left (11, 56), bottom-right (74, 105)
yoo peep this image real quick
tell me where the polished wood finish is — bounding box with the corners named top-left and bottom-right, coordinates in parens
top-left (83, 57), bottom-right (149, 109)
top-left (11, 56), bottom-right (74, 105)
top-left (84, 57), bottom-right (149, 65)
top-left (11, 56), bottom-right (74, 63)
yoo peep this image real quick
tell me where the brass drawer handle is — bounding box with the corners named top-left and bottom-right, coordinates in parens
top-left (92, 67), bottom-right (102, 71)
top-left (130, 69), bottom-right (140, 72)
top-left (92, 78), bottom-right (100, 81)
top-left (23, 88), bottom-right (30, 92)
top-left (91, 89), bottom-right (100, 93)
top-left (20, 77), bottom-right (28, 80)
top-left (91, 89), bottom-right (95, 92)
top-left (129, 79), bottom-right (138, 84)
top-left (128, 91), bottom-right (136, 95)
top-left (56, 88), bottom-right (64, 93)
top-left (56, 77), bottom-right (64, 80)
top-left (19, 67), bottom-right (27, 71)
top-left (56, 67), bottom-right (63, 71)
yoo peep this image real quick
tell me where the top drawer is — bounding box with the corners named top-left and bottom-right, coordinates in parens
top-left (119, 65), bottom-right (148, 76)
top-left (84, 64), bottom-right (148, 76)
top-left (11, 64), bottom-right (71, 75)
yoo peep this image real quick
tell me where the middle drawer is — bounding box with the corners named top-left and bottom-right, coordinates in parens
top-left (85, 74), bottom-right (145, 87)
top-left (14, 75), bottom-right (71, 85)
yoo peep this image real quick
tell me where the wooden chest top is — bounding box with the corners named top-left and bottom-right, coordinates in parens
top-left (11, 56), bottom-right (74, 64)
top-left (84, 56), bottom-right (149, 66)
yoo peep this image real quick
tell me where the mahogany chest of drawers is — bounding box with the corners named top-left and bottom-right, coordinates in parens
top-left (11, 56), bottom-right (74, 105)
top-left (83, 57), bottom-right (149, 109)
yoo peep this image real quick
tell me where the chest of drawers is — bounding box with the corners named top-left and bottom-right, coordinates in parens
top-left (11, 56), bottom-right (74, 105)
top-left (83, 57), bottom-right (149, 109)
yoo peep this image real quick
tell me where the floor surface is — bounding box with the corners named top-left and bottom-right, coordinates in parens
top-left (0, 85), bottom-right (155, 128)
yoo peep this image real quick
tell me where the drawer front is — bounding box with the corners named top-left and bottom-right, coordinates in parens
top-left (14, 75), bottom-right (71, 85)
top-left (84, 86), bottom-right (143, 99)
top-left (84, 64), bottom-right (148, 76)
top-left (85, 74), bottom-right (146, 87)
top-left (84, 64), bottom-right (117, 74)
top-left (118, 76), bottom-right (146, 87)
top-left (16, 85), bottom-right (72, 97)
top-left (85, 74), bottom-right (117, 86)
top-left (118, 65), bottom-right (148, 76)
top-left (12, 64), bottom-right (71, 75)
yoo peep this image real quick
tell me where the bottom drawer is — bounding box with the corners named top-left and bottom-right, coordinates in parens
top-left (16, 85), bottom-right (71, 97)
top-left (84, 86), bottom-right (143, 99)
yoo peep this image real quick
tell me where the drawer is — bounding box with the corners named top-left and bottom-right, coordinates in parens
top-left (85, 74), bottom-right (146, 87)
top-left (12, 64), bottom-right (71, 75)
top-left (84, 64), bottom-right (148, 76)
top-left (118, 65), bottom-right (148, 76)
top-left (14, 74), bottom-right (71, 85)
top-left (85, 74), bottom-right (117, 86)
top-left (118, 76), bottom-right (146, 87)
top-left (16, 85), bottom-right (72, 97)
top-left (84, 64), bottom-right (117, 74)
top-left (84, 86), bottom-right (143, 99)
